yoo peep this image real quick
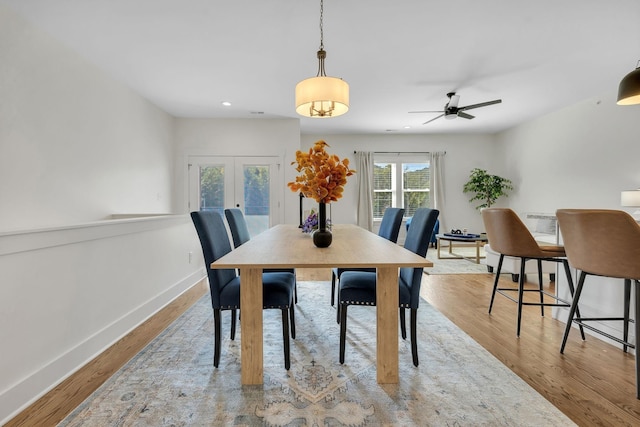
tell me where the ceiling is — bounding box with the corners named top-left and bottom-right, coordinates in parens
top-left (3, 0), bottom-right (640, 135)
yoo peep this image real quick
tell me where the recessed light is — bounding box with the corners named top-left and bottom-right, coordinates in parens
top-left (221, 101), bottom-right (231, 107)
top-left (403, 126), bottom-right (411, 129)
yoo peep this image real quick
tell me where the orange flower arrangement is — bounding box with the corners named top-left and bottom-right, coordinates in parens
top-left (288, 140), bottom-right (356, 203)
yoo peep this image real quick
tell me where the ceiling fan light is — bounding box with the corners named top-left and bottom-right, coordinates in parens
top-left (617, 66), bottom-right (640, 105)
top-left (295, 76), bottom-right (349, 118)
top-left (444, 113), bottom-right (457, 120)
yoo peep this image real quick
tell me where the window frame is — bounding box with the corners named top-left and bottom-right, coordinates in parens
top-left (373, 153), bottom-right (430, 221)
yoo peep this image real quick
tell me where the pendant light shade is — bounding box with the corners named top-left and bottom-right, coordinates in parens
top-left (617, 62), bottom-right (640, 105)
top-left (295, 0), bottom-right (349, 118)
top-left (295, 75), bottom-right (349, 118)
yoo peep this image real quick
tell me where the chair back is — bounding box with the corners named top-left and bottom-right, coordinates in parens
top-left (556, 209), bottom-right (640, 280)
top-left (378, 207), bottom-right (405, 243)
top-left (190, 211), bottom-right (237, 308)
top-left (224, 208), bottom-right (251, 248)
top-left (400, 207), bottom-right (440, 307)
top-left (481, 208), bottom-right (542, 257)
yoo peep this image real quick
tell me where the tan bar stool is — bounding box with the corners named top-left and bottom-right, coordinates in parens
top-left (481, 208), bottom-right (585, 338)
top-left (556, 209), bottom-right (640, 399)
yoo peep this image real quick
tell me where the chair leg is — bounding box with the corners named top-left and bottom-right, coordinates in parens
top-left (562, 260), bottom-right (585, 340)
top-left (213, 309), bottom-right (221, 368)
top-left (331, 270), bottom-right (337, 306)
top-left (516, 260), bottom-right (526, 337)
top-left (411, 308), bottom-right (419, 367)
top-left (633, 280), bottom-right (640, 399)
top-left (537, 259), bottom-right (544, 317)
top-left (400, 308), bottom-right (407, 340)
top-left (488, 255), bottom-right (504, 313)
top-left (561, 271), bottom-right (586, 353)
top-left (339, 303), bottom-right (348, 364)
top-left (230, 309), bottom-right (237, 340)
top-left (280, 309), bottom-right (290, 370)
top-left (289, 304), bottom-right (296, 340)
top-left (624, 279), bottom-right (631, 353)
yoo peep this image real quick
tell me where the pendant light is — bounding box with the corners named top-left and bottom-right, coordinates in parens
top-left (295, 0), bottom-right (349, 118)
top-left (617, 60), bottom-right (640, 105)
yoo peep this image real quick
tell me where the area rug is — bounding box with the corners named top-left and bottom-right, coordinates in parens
top-left (423, 244), bottom-right (490, 275)
top-left (59, 281), bottom-right (575, 426)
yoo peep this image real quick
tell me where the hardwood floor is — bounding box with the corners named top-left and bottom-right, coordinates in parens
top-left (7, 270), bottom-right (640, 426)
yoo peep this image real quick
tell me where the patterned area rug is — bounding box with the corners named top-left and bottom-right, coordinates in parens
top-left (59, 281), bottom-right (575, 426)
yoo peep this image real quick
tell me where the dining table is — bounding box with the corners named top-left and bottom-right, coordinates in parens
top-left (209, 223), bottom-right (433, 385)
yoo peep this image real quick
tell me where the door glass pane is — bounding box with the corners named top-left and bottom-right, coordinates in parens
top-left (199, 165), bottom-right (225, 215)
top-left (243, 165), bottom-right (270, 236)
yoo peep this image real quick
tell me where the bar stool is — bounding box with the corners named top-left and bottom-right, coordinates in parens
top-left (556, 209), bottom-right (640, 399)
top-left (481, 208), bottom-right (585, 338)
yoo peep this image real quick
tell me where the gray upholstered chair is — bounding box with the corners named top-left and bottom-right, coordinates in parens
top-left (481, 208), bottom-right (584, 338)
top-left (556, 209), bottom-right (640, 399)
top-left (191, 211), bottom-right (296, 369)
top-left (337, 207), bottom-right (439, 367)
top-left (330, 207), bottom-right (405, 306)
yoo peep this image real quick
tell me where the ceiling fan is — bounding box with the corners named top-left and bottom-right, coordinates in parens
top-left (410, 92), bottom-right (502, 125)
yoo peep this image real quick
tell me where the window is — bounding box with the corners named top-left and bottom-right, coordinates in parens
top-left (373, 154), bottom-right (430, 219)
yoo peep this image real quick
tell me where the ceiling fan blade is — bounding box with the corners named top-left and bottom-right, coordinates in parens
top-left (458, 112), bottom-right (475, 120)
top-left (459, 99), bottom-right (502, 111)
top-left (409, 110), bottom-right (444, 114)
top-left (423, 114), bottom-right (444, 125)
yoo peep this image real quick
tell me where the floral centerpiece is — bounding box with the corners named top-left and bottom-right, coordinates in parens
top-left (288, 140), bottom-right (355, 247)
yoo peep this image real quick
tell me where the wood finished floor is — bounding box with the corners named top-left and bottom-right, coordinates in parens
top-left (7, 270), bottom-right (640, 426)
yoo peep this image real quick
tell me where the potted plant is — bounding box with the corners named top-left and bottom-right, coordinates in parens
top-left (463, 168), bottom-right (513, 210)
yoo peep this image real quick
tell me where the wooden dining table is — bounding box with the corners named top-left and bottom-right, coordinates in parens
top-left (210, 223), bottom-right (433, 385)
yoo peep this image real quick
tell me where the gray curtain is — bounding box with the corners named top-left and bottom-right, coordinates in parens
top-left (430, 151), bottom-right (446, 231)
top-left (355, 151), bottom-right (373, 230)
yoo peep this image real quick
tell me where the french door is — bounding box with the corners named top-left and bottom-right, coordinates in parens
top-left (188, 156), bottom-right (282, 237)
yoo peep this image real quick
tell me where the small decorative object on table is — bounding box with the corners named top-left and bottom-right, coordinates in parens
top-left (288, 140), bottom-right (356, 248)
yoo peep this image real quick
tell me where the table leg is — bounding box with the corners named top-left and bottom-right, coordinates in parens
top-left (476, 241), bottom-right (481, 264)
top-left (376, 266), bottom-right (399, 383)
top-left (240, 267), bottom-right (263, 385)
top-left (437, 238), bottom-right (442, 259)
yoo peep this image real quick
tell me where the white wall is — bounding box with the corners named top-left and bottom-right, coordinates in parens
top-left (0, 6), bottom-right (204, 423)
top-left (0, 5), bottom-right (175, 232)
top-left (301, 133), bottom-right (504, 234)
top-left (497, 90), bottom-right (640, 214)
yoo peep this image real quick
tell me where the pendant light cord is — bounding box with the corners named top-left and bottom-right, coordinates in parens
top-left (316, 0), bottom-right (326, 77)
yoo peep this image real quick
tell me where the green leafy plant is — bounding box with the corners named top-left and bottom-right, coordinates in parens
top-left (463, 168), bottom-right (513, 210)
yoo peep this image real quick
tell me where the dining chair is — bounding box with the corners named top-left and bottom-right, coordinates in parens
top-left (556, 209), bottom-right (640, 398)
top-left (191, 210), bottom-right (296, 370)
top-left (336, 207), bottom-right (439, 366)
top-left (481, 208), bottom-right (585, 338)
top-left (224, 208), bottom-right (298, 303)
top-left (330, 207), bottom-right (405, 306)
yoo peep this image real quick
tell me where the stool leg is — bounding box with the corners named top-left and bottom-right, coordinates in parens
top-left (516, 259), bottom-right (526, 337)
top-left (623, 279), bottom-right (631, 353)
top-left (633, 280), bottom-right (640, 399)
top-left (561, 271), bottom-right (586, 353)
top-left (488, 255), bottom-right (504, 314)
top-left (562, 260), bottom-right (585, 340)
top-left (537, 259), bottom-right (544, 317)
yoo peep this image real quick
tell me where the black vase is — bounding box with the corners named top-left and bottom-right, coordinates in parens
top-left (313, 202), bottom-right (332, 248)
